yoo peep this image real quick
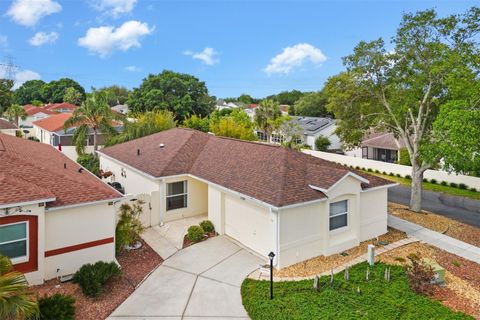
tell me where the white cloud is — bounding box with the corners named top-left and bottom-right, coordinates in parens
top-left (184, 47), bottom-right (219, 66)
top-left (0, 35), bottom-right (7, 48)
top-left (7, 0), bottom-right (61, 27)
top-left (29, 31), bottom-right (59, 46)
top-left (92, 0), bottom-right (137, 18)
top-left (78, 20), bottom-right (153, 57)
top-left (0, 67), bottom-right (41, 89)
top-left (264, 43), bottom-right (327, 75)
top-left (124, 65), bottom-right (140, 72)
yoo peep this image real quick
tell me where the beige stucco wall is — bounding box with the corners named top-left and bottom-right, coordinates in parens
top-left (161, 176), bottom-right (208, 222)
top-left (359, 188), bottom-right (388, 241)
top-left (207, 185), bottom-right (224, 234)
top-left (99, 155), bottom-right (160, 196)
top-left (44, 202), bottom-right (116, 279)
top-left (277, 175), bottom-right (388, 268)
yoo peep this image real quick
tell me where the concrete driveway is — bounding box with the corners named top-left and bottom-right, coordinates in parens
top-left (108, 236), bottom-right (264, 320)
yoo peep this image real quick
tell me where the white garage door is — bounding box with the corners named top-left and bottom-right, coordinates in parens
top-left (224, 195), bottom-right (275, 258)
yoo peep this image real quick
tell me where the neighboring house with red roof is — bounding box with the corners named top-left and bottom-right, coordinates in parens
top-left (345, 131), bottom-right (406, 163)
top-left (32, 113), bottom-right (123, 161)
top-left (0, 134), bottom-right (122, 285)
top-left (45, 102), bottom-right (78, 113)
top-left (20, 105), bottom-right (57, 133)
top-left (0, 118), bottom-right (18, 136)
top-left (98, 128), bottom-right (396, 268)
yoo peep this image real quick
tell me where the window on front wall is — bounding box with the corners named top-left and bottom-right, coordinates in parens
top-left (166, 181), bottom-right (188, 211)
top-left (329, 200), bottom-right (348, 231)
top-left (0, 222), bottom-right (28, 263)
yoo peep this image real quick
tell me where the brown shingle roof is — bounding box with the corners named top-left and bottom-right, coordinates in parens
top-left (0, 134), bottom-right (122, 208)
top-left (362, 132), bottom-right (405, 150)
top-left (0, 119), bottom-right (17, 130)
top-left (100, 128), bottom-right (393, 207)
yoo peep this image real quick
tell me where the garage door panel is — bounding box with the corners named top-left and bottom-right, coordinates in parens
top-left (224, 195), bottom-right (274, 258)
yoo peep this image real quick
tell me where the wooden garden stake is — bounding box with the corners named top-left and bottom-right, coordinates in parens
top-left (345, 265), bottom-right (350, 282)
top-left (313, 275), bottom-right (319, 292)
top-left (330, 269), bottom-right (334, 284)
top-left (366, 267), bottom-right (370, 281)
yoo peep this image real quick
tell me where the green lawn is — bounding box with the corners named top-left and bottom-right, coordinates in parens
top-left (241, 262), bottom-right (472, 320)
top-left (362, 171), bottom-right (480, 201)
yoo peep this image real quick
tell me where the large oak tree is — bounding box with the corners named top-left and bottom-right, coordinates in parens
top-left (324, 8), bottom-right (480, 212)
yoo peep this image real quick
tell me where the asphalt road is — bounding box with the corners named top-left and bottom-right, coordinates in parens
top-left (388, 185), bottom-right (480, 228)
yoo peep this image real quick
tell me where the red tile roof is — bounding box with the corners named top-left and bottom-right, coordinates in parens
top-left (23, 105), bottom-right (57, 116)
top-left (100, 128), bottom-right (392, 207)
top-left (0, 118), bottom-right (17, 130)
top-left (45, 103), bottom-right (77, 112)
top-left (0, 134), bottom-right (122, 208)
top-left (32, 113), bottom-right (72, 132)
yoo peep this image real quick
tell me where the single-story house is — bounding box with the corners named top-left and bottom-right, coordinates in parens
top-left (111, 104), bottom-right (129, 115)
top-left (32, 113), bottom-right (123, 161)
top-left (0, 118), bottom-right (19, 136)
top-left (98, 128), bottom-right (395, 268)
top-left (257, 116), bottom-right (341, 151)
top-left (345, 131), bottom-right (405, 163)
top-left (0, 134), bottom-right (122, 285)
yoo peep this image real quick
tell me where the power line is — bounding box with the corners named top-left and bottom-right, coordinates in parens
top-left (0, 55), bottom-right (19, 81)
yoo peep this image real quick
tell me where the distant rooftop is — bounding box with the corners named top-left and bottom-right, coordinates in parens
top-left (292, 116), bottom-right (335, 135)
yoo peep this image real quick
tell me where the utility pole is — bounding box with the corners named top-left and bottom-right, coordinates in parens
top-left (0, 55), bottom-right (19, 81)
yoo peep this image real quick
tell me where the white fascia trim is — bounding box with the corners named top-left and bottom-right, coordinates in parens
top-left (46, 197), bottom-right (123, 212)
top-left (98, 152), bottom-right (326, 211)
top-left (309, 171), bottom-right (370, 196)
top-left (277, 197), bottom-right (328, 211)
top-left (361, 183), bottom-right (399, 193)
top-left (0, 198), bottom-right (56, 209)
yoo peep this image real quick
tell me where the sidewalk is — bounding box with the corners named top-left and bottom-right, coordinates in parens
top-left (388, 214), bottom-right (480, 264)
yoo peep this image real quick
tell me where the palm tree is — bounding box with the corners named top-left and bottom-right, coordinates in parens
top-left (254, 99), bottom-right (281, 143)
top-left (0, 255), bottom-right (39, 320)
top-left (64, 90), bottom-right (123, 156)
top-left (4, 104), bottom-right (26, 127)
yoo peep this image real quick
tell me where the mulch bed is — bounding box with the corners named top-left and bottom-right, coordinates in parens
top-left (183, 232), bottom-right (217, 249)
top-left (378, 242), bottom-right (480, 319)
top-left (274, 227), bottom-right (407, 278)
top-left (30, 239), bottom-right (163, 320)
top-left (388, 202), bottom-right (480, 247)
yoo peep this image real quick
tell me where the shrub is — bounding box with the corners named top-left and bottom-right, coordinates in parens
top-left (398, 148), bottom-right (412, 166)
top-left (422, 178), bottom-right (428, 183)
top-left (388, 172), bottom-right (394, 176)
top-left (115, 200), bottom-right (145, 254)
top-left (77, 153), bottom-right (99, 176)
top-left (38, 294), bottom-right (75, 320)
top-left (187, 225), bottom-right (205, 243)
top-left (367, 168), bottom-right (373, 172)
top-left (441, 181), bottom-right (448, 186)
top-left (382, 171), bottom-right (387, 175)
top-left (73, 261), bottom-right (121, 297)
top-left (375, 169), bottom-right (380, 174)
top-left (406, 254), bottom-right (435, 296)
top-left (314, 136), bottom-right (331, 151)
top-left (458, 183), bottom-right (467, 189)
top-left (405, 175), bottom-right (411, 180)
top-left (429, 179), bottom-right (437, 184)
top-left (449, 182), bottom-right (458, 188)
top-left (27, 136), bottom-right (40, 142)
top-left (470, 187), bottom-right (477, 192)
top-left (355, 166), bottom-right (361, 170)
top-left (396, 173), bottom-right (401, 177)
top-left (199, 220), bottom-right (215, 233)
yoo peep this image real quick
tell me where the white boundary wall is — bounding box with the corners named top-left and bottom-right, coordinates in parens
top-left (304, 150), bottom-right (480, 190)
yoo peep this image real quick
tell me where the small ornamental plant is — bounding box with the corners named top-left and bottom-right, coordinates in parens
top-left (406, 254), bottom-right (435, 296)
top-left (38, 294), bottom-right (75, 320)
top-left (200, 220), bottom-right (215, 233)
top-left (73, 261), bottom-right (121, 297)
top-left (187, 225), bottom-right (205, 243)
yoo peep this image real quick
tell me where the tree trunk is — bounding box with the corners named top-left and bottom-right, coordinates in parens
top-left (15, 115), bottom-right (19, 127)
top-left (409, 162), bottom-right (424, 212)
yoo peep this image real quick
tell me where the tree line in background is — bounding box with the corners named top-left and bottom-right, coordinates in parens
top-left (0, 8), bottom-right (479, 214)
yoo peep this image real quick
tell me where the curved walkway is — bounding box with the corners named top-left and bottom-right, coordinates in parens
top-left (108, 235), bottom-right (263, 320)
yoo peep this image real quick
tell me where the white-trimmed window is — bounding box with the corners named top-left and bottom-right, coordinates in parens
top-left (0, 222), bottom-right (28, 263)
top-left (329, 200), bottom-right (348, 231)
top-left (166, 181), bottom-right (188, 211)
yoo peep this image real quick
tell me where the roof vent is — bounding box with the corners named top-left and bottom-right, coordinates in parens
top-left (159, 143), bottom-right (165, 149)
top-left (137, 149), bottom-right (140, 156)
top-left (64, 163), bottom-right (66, 169)
top-left (78, 168), bottom-right (83, 173)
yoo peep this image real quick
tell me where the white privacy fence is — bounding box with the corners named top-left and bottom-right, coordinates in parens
top-left (303, 150), bottom-right (480, 190)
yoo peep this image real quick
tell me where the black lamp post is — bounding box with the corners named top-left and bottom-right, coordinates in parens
top-left (268, 251), bottom-right (275, 300)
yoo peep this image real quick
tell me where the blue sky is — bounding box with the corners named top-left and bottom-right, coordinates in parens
top-left (0, 0), bottom-right (476, 98)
